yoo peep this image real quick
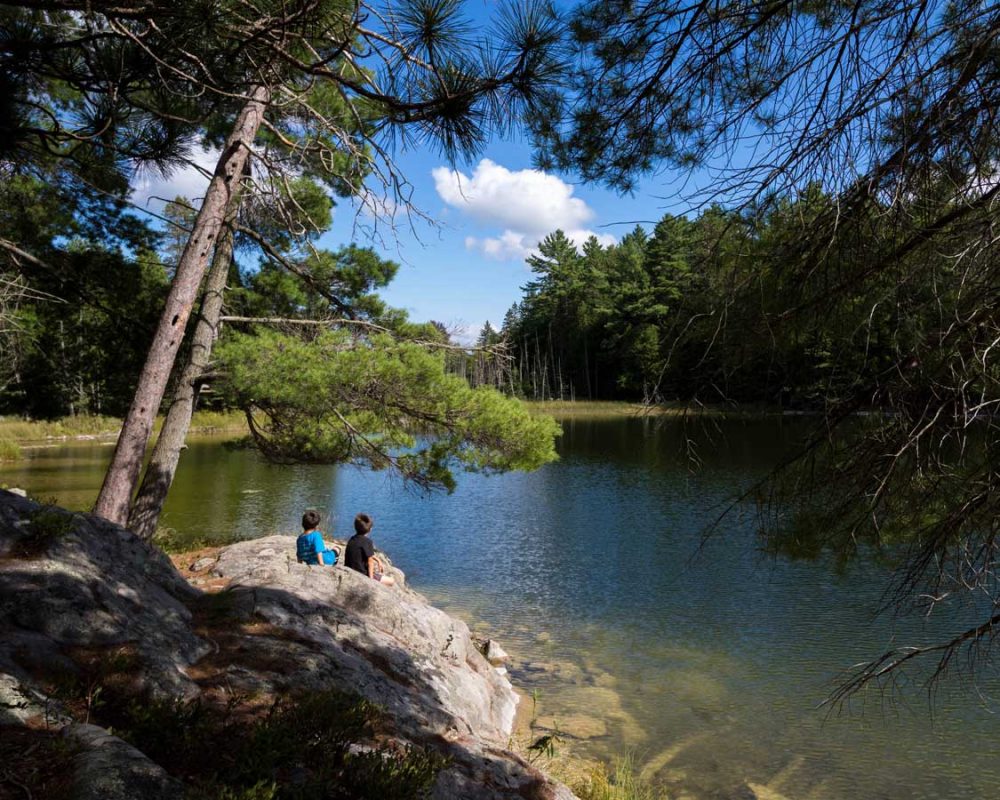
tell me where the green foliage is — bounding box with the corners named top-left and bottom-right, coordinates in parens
top-left (573, 754), bottom-right (667, 800)
top-left (343, 746), bottom-right (449, 799)
top-left (0, 437), bottom-right (21, 460)
top-left (13, 506), bottom-right (77, 556)
top-left (215, 328), bottom-right (560, 490)
top-left (73, 683), bottom-right (445, 800)
top-left (29, 507), bottom-right (75, 539)
top-left (230, 245), bottom-right (398, 323)
top-left (187, 781), bottom-right (277, 800)
top-left (0, 171), bottom-right (170, 418)
top-left (1, 0), bottom-right (566, 428)
top-left (505, 210), bottom-right (747, 401)
top-left (504, 191), bottom-right (942, 408)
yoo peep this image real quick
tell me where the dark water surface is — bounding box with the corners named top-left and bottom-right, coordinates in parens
top-left (6, 417), bottom-right (999, 799)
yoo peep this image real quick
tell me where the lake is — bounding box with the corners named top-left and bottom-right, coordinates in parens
top-left (5, 416), bottom-right (999, 799)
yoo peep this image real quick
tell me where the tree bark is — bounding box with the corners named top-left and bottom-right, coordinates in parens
top-left (93, 85), bottom-right (269, 525)
top-left (127, 204), bottom-right (237, 541)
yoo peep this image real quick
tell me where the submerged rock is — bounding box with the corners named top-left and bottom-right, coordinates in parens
top-left (0, 492), bottom-right (578, 800)
top-left (534, 714), bottom-right (608, 740)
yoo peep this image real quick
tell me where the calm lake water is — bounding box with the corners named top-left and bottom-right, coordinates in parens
top-left (6, 417), bottom-right (1000, 799)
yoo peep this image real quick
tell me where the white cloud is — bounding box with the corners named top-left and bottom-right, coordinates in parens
top-left (433, 159), bottom-right (616, 261)
top-left (465, 230), bottom-right (532, 261)
top-left (130, 147), bottom-right (220, 212)
top-left (466, 228), bottom-right (617, 261)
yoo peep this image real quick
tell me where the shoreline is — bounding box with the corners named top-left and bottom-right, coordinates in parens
top-left (0, 410), bottom-right (248, 456)
top-left (168, 542), bottom-right (605, 791)
top-left (0, 399), bottom-right (814, 445)
top-left (1, 495), bottom-right (581, 799)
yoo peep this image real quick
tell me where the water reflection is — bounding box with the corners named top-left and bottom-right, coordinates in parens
top-left (4, 418), bottom-right (999, 799)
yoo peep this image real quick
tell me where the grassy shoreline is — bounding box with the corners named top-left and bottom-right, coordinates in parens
top-left (0, 399), bottom-right (796, 460)
top-left (523, 399), bottom-right (790, 419)
top-left (0, 410), bottom-right (247, 458)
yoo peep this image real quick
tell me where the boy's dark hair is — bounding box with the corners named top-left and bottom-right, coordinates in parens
top-left (354, 513), bottom-right (373, 535)
top-left (302, 510), bottom-right (321, 531)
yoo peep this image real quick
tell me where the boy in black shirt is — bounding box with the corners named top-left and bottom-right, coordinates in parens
top-left (345, 513), bottom-right (395, 586)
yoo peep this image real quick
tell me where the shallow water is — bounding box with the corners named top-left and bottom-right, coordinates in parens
top-left (6, 417), bottom-right (1000, 799)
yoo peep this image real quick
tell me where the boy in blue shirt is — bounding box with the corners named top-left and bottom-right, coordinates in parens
top-left (296, 510), bottom-right (339, 566)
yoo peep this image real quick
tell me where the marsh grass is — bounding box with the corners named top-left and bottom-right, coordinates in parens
top-left (525, 401), bottom-right (649, 418)
top-left (524, 400), bottom-right (753, 419)
top-left (0, 437), bottom-right (21, 460)
top-left (188, 409), bottom-right (247, 433)
top-left (0, 414), bottom-right (121, 441)
top-left (0, 410), bottom-right (247, 445)
top-left (573, 754), bottom-right (668, 800)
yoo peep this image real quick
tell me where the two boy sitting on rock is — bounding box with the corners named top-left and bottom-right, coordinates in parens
top-left (296, 510), bottom-right (395, 586)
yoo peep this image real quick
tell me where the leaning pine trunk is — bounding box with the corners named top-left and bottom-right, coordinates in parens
top-left (127, 206), bottom-right (237, 541)
top-left (93, 85), bottom-right (270, 525)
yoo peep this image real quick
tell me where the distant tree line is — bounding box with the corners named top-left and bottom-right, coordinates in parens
top-left (494, 185), bottom-right (926, 409)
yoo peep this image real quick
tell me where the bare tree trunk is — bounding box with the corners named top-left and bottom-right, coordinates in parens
top-left (93, 85), bottom-right (269, 525)
top-left (127, 207), bottom-right (237, 541)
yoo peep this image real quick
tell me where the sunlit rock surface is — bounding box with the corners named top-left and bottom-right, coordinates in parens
top-left (0, 492), bottom-right (577, 800)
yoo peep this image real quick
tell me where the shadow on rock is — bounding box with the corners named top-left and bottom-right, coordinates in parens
top-left (0, 492), bottom-right (577, 800)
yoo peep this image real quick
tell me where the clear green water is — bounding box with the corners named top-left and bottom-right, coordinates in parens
top-left (5, 418), bottom-right (999, 799)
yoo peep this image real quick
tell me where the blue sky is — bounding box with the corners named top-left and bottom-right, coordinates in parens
top-left (129, 0), bottom-right (695, 344)
top-left (322, 138), bottom-right (675, 342)
top-left (133, 132), bottom-right (680, 344)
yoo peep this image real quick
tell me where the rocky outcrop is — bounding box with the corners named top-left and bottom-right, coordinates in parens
top-left (0, 492), bottom-right (578, 800)
top-left (66, 724), bottom-right (183, 800)
top-left (205, 536), bottom-right (521, 745)
top-left (0, 492), bottom-right (208, 699)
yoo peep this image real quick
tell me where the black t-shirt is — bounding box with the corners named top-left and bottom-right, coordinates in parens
top-left (345, 533), bottom-right (375, 575)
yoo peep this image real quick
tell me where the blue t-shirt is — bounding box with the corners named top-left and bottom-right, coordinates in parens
top-left (296, 530), bottom-right (337, 566)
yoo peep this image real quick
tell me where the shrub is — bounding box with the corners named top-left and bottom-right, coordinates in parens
top-left (0, 438), bottom-right (21, 460)
top-left (66, 680), bottom-right (446, 800)
top-left (13, 507), bottom-right (77, 556)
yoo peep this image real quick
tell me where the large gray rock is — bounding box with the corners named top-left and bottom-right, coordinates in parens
top-left (212, 537), bottom-right (578, 799)
top-left (212, 536), bottom-right (517, 741)
top-left (0, 671), bottom-right (70, 726)
top-left (0, 493), bottom-right (579, 799)
top-left (0, 491), bottom-right (209, 698)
